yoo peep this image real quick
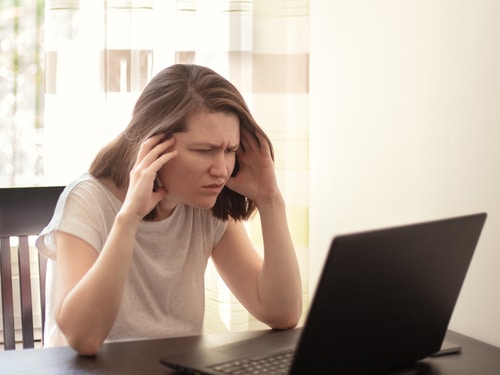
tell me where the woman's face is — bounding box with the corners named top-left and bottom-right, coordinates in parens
top-left (157, 110), bottom-right (240, 209)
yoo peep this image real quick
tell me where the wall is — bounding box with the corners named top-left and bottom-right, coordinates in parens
top-left (309, 0), bottom-right (500, 347)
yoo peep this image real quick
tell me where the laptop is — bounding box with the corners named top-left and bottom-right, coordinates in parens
top-left (160, 212), bottom-right (487, 374)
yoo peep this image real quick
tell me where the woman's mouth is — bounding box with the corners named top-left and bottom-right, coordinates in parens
top-left (202, 183), bottom-right (224, 193)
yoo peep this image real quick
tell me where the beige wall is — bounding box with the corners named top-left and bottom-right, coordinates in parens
top-left (309, 0), bottom-right (500, 347)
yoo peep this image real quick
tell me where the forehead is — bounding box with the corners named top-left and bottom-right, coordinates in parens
top-left (178, 111), bottom-right (240, 142)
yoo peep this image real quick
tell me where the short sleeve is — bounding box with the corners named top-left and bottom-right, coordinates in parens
top-left (35, 175), bottom-right (116, 260)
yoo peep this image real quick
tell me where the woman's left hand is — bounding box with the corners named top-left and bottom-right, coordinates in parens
top-left (225, 128), bottom-right (279, 205)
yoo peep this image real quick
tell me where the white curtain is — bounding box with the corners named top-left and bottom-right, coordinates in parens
top-left (44, 0), bottom-right (309, 333)
top-left (0, 1), bottom-right (45, 187)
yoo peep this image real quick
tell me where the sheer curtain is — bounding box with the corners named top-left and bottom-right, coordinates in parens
top-left (44, 0), bottom-right (309, 333)
top-left (0, 1), bottom-right (45, 187)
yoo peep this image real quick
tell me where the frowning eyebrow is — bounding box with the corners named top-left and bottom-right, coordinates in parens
top-left (189, 142), bottom-right (240, 150)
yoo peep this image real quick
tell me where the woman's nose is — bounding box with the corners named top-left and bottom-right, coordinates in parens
top-left (209, 153), bottom-right (230, 177)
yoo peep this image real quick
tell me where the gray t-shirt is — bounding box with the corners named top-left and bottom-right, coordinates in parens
top-left (36, 174), bottom-right (227, 347)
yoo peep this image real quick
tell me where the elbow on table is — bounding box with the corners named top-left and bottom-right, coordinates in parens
top-left (57, 323), bottom-right (103, 356)
top-left (271, 315), bottom-right (301, 331)
top-left (66, 335), bottom-right (103, 357)
top-left (266, 306), bottom-right (302, 331)
top-left (270, 320), bottom-right (299, 331)
top-left (56, 314), bottom-right (105, 356)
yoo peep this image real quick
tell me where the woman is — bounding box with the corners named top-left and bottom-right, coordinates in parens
top-left (36, 64), bottom-right (302, 356)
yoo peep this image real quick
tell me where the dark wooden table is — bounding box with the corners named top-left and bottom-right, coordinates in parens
top-left (0, 329), bottom-right (499, 374)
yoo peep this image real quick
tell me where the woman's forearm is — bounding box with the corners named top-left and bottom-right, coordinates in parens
top-left (56, 211), bottom-right (139, 355)
top-left (256, 193), bottom-right (303, 328)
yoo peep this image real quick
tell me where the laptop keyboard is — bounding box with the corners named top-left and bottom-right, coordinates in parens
top-left (209, 350), bottom-right (294, 374)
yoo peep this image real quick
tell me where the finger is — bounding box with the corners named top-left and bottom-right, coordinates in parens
top-left (153, 137), bottom-right (176, 159)
top-left (149, 147), bottom-right (178, 172)
top-left (137, 137), bottom-right (176, 168)
top-left (136, 134), bottom-right (165, 159)
top-left (239, 128), bottom-right (256, 151)
top-left (241, 128), bottom-right (272, 158)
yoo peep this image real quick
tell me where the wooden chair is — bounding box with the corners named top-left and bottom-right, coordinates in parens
top-left (0, 186), bottom-right (64, 350)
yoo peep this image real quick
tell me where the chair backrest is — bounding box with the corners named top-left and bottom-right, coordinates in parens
top-left (0, 186), bottom-right (64, 350)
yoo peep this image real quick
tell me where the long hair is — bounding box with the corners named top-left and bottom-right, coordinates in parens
top-left (89, 64), bottom-right (274, 221)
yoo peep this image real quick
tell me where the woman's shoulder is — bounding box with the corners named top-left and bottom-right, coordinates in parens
top-left (36, 174), bottom-right (114, 259)
top-left (64, 174), bottom-right (121, 205)
top-left (50, 174), bottom-right (122, 225)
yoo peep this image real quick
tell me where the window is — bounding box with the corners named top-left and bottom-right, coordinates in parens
top-left (1, 0), bottom-right (310, 334)
top-left (0, 0), bottom-right (45, 187)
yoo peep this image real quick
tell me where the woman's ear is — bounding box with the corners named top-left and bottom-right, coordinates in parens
top-left (153, 175), bottom-right (164, 192)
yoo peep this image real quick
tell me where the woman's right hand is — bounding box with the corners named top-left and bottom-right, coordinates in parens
top-left (54, 135), bottom-right (177, 355)
top-left (120, 135), bottom-right (178, 221)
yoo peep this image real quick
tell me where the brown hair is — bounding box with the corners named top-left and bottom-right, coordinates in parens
top-left (89, 64), bottom-right (273, 221)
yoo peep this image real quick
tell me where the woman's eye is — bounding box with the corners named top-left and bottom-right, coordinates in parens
top-left (195, 147), bottom-right (237, 154)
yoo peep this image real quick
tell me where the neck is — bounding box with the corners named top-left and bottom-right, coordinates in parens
top-left (154, 199), bottom-right (177, 220)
